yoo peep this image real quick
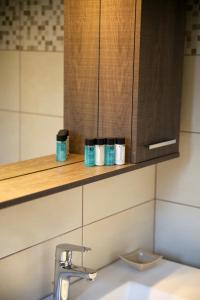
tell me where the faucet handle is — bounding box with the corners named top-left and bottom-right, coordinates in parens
top-left (55, 243), bottom-right (91, 267)
top-left (56, 243), bottom-right (91, 253)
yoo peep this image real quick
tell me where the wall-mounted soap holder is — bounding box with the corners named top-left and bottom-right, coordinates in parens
top-left (119, 248), bottom-right (163, 271)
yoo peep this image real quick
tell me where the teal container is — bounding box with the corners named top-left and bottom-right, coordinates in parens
top-left (56, 129), bottom-right (68, 161)
top-left (105, 138), bottom-right (115, 166)
top-left (84, 138), bottom-right (95, 167)
top-left (56, 141), bottom-right (67, 161)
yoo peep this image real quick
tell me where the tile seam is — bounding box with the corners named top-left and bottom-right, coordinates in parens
top-left (153, 164), bottom-right (158, 252)
top-left (83, 198), bottom-right (154, 228)
top-left (0, 109), bottom-right (63, 118)
top-left (20, 111), bottom-right (64, 119)
top-left (0, 226), bottom-right (83, 261)
top-left (0, 49), bottom-right (64, 53)
top-left (157, 198), bottom-right (200, 210)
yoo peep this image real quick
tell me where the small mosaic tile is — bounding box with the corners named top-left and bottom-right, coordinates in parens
top-left (185, 0), bottom-right (200, 55)
top-left (0, 0), bottom-right (64, 52)
top-left (2, 0), bottom-right (199, 55)
top-left (20, 0), bottom-right (64, 52)
top-left (0, 0), bottom-right (20, 50)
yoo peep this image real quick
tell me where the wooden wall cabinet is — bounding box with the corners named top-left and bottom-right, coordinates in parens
top-left (64, 0), bottom-right (185, 165)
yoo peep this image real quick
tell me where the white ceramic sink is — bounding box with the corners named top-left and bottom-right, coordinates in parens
top-left (99, 282), bottom-right (184, 300)
top-left (44, 259), bottom-right (200, 300)
top-left (45, 282), bottom-right (186, 300)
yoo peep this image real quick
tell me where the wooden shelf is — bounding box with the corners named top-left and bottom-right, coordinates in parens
top-left (0, 154), bottom-right (83, 181)
top-left (0, 153), bottom-right (179, 209)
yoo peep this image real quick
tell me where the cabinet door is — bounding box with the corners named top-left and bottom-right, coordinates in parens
top-left (99, 0), bottom-right (136, 161)
top-left (132, 0), bottom-right (185, 163)
top-left (64, 0), bottom-right (100, 153)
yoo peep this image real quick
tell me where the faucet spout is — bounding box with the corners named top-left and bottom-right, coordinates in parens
top-left (54, 265), bottom-right (97, 300)
top-left (55, 274), bottom-right (70, 300)
top-left (53, 244), bottom-right (97, 300)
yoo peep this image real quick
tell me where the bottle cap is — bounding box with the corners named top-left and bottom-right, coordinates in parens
top-left (96, 138), bottom-right (105, 145)
top-left (116, 137), bottom-right (125, 145)
top-left (57, 129), bottom-right (68, 141)
top-left (105, 138), bottom-right (115, 145)
top-left (85, 138), bottom-right (96, 146)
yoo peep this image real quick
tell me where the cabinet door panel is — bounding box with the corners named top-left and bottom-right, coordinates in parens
top-left (64, 0), bottom-right (100, 153)
top-left (99, 0), bottom-right (136, 161)
top-left (132, 0), bottom-right (185, 163)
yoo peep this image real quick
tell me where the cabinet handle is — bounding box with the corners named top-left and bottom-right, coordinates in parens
top-left (148, 139), bottom-right (176, 150)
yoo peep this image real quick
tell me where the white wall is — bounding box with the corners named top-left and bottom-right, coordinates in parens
top-left (0, 167), bottom-right (155, 300)
top-left (155, 1), bottom-right (200, 267)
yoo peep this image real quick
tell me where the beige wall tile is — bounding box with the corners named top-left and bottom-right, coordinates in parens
top-left (21, 113), bottom-right (63, 160)
top-left (157, 132), bottom-right (200, 207)
top-left (83, 201), bottom-right (154, 270)
top-left (155, 200), bottom-right (200, 267)
top-left (0, 228), bottom-right (82, 300)
top-left (0, 51), bottom-right (19, 111)
top-left (21, 51), bottom-right (64, 117)
top-left (0, 188), bottom-right (82, 258)
top-left (0, 111), bottom-right (19, 164)
top-left (181, 56), bottom-right (200, 133)
top-left (83, 166), bottom-right (155, 225)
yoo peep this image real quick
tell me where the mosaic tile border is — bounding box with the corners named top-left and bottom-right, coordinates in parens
top-left (0, 0), bottom-right (64, 52)
top-left (1, 0), bottom-right (200, 55)
top-left (0, 0), bottom-right (20, 51)
top-left (185, 0), bottom-right (200, 55)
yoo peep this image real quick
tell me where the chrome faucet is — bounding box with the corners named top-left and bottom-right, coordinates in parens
top-left (53, 243), bottom-right (97, 300)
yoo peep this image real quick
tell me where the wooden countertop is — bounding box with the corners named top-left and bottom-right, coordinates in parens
top-left (0, 153), bottom-right (179, 209)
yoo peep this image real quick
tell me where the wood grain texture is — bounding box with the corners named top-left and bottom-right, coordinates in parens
top-left (132, 0), bottom-right (185, 163)
top-left (0, 152), bottom-right (179, 209)
top-left (0, 160), bottom-right (132, 207)
top-left (64, 0), bottom-right (184, 166)
top-left (0, 154), bottom-right (83, 181)
top-left (64, 0), bottom-right (100, 153)
top-left (99, 0), bottom-right (136, 161)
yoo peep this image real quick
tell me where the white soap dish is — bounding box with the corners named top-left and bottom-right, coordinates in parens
top-left (119, 248), bottom-right (163, 271)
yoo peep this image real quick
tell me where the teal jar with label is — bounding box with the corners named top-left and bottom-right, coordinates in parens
top-left (105, 138), bottom-right (115, 166)
top-left (56, 129), bottom-right (68, 161)
top-left (84, 138), bottom-right (95, 167)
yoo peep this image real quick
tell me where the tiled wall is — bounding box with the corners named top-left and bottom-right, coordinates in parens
top-left (0, 0), bottom-right (64, 164)
top-left (185, 0), bottom-right (200, 55)
top-left (0, 167), bottom-right (155, 300)
top-left (155, 0), bottom-right (200, 267)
